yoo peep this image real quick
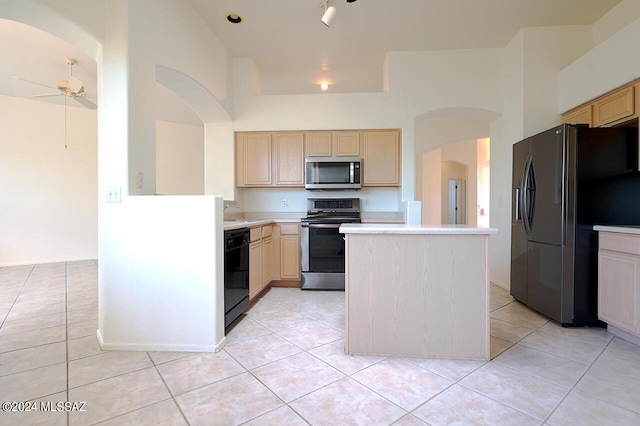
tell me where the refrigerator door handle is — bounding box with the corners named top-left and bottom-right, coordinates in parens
top-left (521, 156), bottom-right (532, 235)
top-left (522, 157), bottom-right (537, 236)
top-left (514, 188), bottom-right (521, 221)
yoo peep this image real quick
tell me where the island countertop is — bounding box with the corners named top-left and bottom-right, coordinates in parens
top-left (342, 225), bottom-right (494, 360)
top-left (340, 223), bottom-right (498, 235)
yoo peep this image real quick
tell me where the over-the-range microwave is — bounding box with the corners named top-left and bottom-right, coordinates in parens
top-left (304, 157), bottom-right (361, 190)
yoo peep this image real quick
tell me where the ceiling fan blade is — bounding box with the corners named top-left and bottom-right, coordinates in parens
top-left (73, 96), bottom-right (97, 110)
top-left (31, 93), bottom-right (63, 98)
top-left (67, 76), bottom-right (84, 94)
top-left (13, 76), bottom-right (58, 90)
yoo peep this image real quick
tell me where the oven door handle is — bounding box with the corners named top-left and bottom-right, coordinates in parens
top-left (300, 223), bottom-right (343, 229)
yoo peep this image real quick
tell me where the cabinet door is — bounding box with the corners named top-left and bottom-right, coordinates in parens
top-left (598, 250), bottom-right (640, 335)
top-left (262, 236), bottom-right (273, 287)
top-left (249, 241), bottom-right (262, 300)
top-left (362, 130), bottom-right (401, 186)
top-left (306, 132), bottom-right (332, 157)
top-left (281, 234), bottom-right (300, 280)
top-left (593, 85), bottom-right (635, 127)
top-left (334, 131), bottom-right (360, 156)
top-left (563, 105), bottom-right (592, 126)
top-left (274, 133), bottom-right (304, 185)
top-left (237, 133), bottom-right (272, 186)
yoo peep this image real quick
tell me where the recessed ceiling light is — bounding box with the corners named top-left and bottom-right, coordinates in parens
top-left (320, 82), bottom-right (329, 91)
top-left (226, 14), bottom-right (242, 24)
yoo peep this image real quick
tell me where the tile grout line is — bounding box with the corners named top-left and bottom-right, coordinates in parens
top-left (0, 264), bottom-right (35, 331)
top-left (65, 262), bottom-right (70, 426)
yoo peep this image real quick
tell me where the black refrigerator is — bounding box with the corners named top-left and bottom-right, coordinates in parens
top-left (511, 123), bottom-right (638, 326)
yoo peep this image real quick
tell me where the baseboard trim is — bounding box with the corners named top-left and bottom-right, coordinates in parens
top-left (96, 329), bottom-right (226, 353)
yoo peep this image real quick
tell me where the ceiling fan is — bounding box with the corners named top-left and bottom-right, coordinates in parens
top-left (14, 57), bottom-right (97, 110)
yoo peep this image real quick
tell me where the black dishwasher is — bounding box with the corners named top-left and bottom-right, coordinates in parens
top-left (224, 228), bottom-right (250, 327)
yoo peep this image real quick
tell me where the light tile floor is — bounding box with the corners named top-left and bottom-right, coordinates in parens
top-left (1, 261), bottom-right (640, 425)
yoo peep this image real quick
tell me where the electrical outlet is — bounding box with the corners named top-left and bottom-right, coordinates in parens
top-left (106, 186), bottom-right (121, 203)
top-left (135, 171), bottom-right (143, 190)
top-left (281, 198), bottom-right (288, 207)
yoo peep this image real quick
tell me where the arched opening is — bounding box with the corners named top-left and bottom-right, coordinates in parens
top-left (414, 108), bottom-right (497, 226)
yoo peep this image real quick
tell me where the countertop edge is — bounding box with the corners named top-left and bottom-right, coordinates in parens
top-left (594, 225), bottom-right (640, 235)
top-left (340, 223), bottom-right (498, 235)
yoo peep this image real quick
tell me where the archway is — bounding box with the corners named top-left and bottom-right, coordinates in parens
top-left (414, 107), bottom-right (498, 225)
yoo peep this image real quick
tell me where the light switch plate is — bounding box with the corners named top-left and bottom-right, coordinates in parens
top-left (107, 186), bottom-right (121, 203)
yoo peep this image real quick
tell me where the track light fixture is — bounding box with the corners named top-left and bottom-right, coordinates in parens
top-left (321, 1), bottom-right (337, 27)
top-left (320, 0), bottom-right (356, 27)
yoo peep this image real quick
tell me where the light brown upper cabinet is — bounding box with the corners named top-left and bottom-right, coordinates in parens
top-left (593, 85), bottom-right (635, 127)
top-left (305, 131), bottom-right (360, 157)
top-left (274, 133), bottom-right (304, 186)
top-left (236, 133), bottom-right (272, 186)
top-left (236, 132), bottom-right (304, 187)
top-left (562, 80), bottom-right (638, 128)
top-left (361, 130), bottom-right (401, 186)
top-left (563, 104), bottom-right (592, 126)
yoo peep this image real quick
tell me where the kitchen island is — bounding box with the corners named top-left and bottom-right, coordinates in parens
top-left (340, 224), bottom-right (498, 361)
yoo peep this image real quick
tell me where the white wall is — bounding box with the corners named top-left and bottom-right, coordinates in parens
top-left (559, 15), bottom-right (640, 113)
top-left (0, 95), bottom-right (97, 266)
top-left (421, 149), bottom-right (441, 225)
top-left (156, 120), bottom-right (204, 195)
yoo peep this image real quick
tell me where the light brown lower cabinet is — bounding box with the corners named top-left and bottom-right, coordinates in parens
top-left (262, 236), bottom-right (273, 286)
top-left (249, 224), bottom-right (274, 301)
top-left (279, 224), bottom-right (300, 280)
top-left (598, 231), bottom-right (640, 342)
top-left (249, 240), bottom-right (262, 300)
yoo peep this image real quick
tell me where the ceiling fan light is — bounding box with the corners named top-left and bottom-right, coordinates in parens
top-left (321, 5), bottom-right (337, 27)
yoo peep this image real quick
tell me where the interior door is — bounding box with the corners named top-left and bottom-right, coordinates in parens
top-left (528, 127), bottom-right (566, 246)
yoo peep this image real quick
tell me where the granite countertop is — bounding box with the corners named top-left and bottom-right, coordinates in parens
top-left (340, 223), bottom-right (498, 235)
top-left (593, 225), bottom-right (640, 235)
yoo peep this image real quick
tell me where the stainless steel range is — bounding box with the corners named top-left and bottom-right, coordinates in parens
top-left (301, 198), bottom-right (361, 290)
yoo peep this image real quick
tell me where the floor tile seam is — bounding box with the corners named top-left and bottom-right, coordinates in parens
top-left (489, 316), bottom-right (536, 332)
top-left (0, 336), bottom-right (68, 356)
top-left (83, 396), bottom-right (177, 426)
top-left (4, 310), bottom-right (69, 322)
top-left (532, 326), bottom-right (614, 348)
top-left (152, 362), bottom-right (251, 398)
top-left (67, 364), bottom-right (162, 392)
top-left (143, 352), bottom-right (192, 426)
top-left (146, 352), bottom-right (197, 367)
top-left (273, 330), bottom-right (344, 352)
top-left (540, 333), bottom-right (630, 423)
top-left (401, 357), bottom-right (487, 383)
top-left (342, 373), bottom-right (427, 414)
top-left (303, 342), bottom-right (387, 377)
top-left (489, 337), bottom-right (518, 359)
top-left (481, 359), bottom-right (575, 393)
top-left (237, 404), bottom-right (291, 426)
top-left (454, 381), bottom-right (547, 422)
top-left (64, 262), bottom-right (70, 426)
top-left (516, 339), bottom-right (602, 365)
top-left (570, 388), bottom-right (640, 416)
top-left (0, 359), bottom-right (67, 379)
top-left (0, 264), bottom-right (35, 331)
top-left (0, 322), bottom-right (69, 337)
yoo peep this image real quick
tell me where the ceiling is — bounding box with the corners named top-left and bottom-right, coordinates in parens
top-left (0, 0), bottom-right (622, 117)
